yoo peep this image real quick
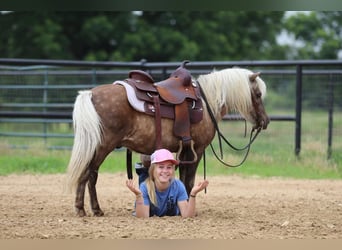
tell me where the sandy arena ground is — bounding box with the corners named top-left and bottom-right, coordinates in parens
top-left (0, 173), bottom-right (341, 239)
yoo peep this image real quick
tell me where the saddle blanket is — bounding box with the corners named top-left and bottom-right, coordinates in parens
top-left (113, 81), bottom-right (145, 113)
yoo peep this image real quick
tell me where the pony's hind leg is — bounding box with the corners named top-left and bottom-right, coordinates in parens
top-left (74, 168), bottom-right (91, 217)
top-left (87, 146), bottom-right (115, 216)
top-left (72, 156), bottom-right (105, 217)
top-left (74, 153), bottom-right (107, 217)
top-left (88, 168), bottom-right (104, 216)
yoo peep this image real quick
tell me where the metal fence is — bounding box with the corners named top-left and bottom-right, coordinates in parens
top-left (0, 58), bottom-right (341, 157)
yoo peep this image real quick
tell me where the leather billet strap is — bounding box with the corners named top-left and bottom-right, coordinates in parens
top-left (153, 95), bottom-right (162, 150)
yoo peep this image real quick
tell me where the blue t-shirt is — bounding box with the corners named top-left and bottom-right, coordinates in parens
top-left (139, 179), bottom-right (188, 217)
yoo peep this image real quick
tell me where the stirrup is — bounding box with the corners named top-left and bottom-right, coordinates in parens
top-left (176, 139), bottom-right (198, 165)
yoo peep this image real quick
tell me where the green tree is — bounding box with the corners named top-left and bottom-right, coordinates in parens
top-left (4, 11), bottom-right (341, 62)
top-left (0, 12), bottom-right (72, 59)
top-left (131, 12), bottom-right (285, 61)
top-left (283, 11), bottom-right (342, 59)
top-left (0, 11), bottom-right (287, 61)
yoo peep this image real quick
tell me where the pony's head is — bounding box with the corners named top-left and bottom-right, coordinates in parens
top-left (197, 68), bottom-right (269, 130)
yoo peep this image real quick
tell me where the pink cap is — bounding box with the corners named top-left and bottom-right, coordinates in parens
top-left (151, 149), bottom-right (179, 165)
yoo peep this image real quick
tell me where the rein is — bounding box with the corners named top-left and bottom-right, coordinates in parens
top-left (197, 80), bottom-right (261, 168)
top-left (126, 79), bottom-right (262, 180)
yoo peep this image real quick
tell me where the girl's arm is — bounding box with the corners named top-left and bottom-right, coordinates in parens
top-left (126, 179), bottom-right (150, 218)
top-left (178, 180), bottom-right (209, 218)
top-left (134, 194), bottom-right (150, 218)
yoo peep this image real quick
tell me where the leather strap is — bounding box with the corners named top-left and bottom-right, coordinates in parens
top-left (126, 148), bottom-right (133, 179)
top-left (153, 95), bottom-right (162, 149)
top-left (173, 101), bottom-right (190, 138)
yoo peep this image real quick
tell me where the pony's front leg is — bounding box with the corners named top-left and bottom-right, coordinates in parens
top-left (179, 164), bottom-right (198, 195)
top-left (178, 151), bottom-right (203, 195)
top-left (88, 169), bottom-right (104, 216)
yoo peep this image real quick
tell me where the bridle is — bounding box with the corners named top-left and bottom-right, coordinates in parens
top-left (197, 80), bottom-right (262, 168)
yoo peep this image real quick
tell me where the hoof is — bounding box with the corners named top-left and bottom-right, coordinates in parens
top-left (75, 208), bottom-right (87, 217)
top-left (93, 209), bottom-right (104, 217)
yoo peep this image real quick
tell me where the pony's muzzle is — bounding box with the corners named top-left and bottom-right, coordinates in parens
top-left (253, 116), bottom-right (269, 130)
top-left (261, 116), bottom-right (270, 130)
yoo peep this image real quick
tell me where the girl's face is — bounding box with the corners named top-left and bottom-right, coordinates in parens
top-left (153, 160), bottom-right (175, 184)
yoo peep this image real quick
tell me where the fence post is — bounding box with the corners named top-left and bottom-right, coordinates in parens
top-left (327, 74), bottom-right (334, 160)
top-left (43, 69), bottom-right (49, 145)
top-left (92, 68), bottom-right (97, 86)
top-left (295, 64), bottom-right (302, 157)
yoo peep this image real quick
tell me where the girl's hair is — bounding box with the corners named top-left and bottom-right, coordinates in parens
top-left (145, 162), bottom-right (176, 207)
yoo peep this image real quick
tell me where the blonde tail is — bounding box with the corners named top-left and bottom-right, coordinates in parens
top-left (66, 90), bottom-right (103, 193)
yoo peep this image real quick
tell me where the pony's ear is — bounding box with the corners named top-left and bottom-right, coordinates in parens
top-left (220, 105), bottom-right (227, 117)
top-left (249, 72), bottom-right (261, 82)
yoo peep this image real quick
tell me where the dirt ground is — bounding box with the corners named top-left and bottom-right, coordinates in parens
top-left (0, 173), bottom-right (341, 239)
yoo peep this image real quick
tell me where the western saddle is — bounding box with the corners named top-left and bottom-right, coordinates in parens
top-left (124, 61), bottom-right (203, 164)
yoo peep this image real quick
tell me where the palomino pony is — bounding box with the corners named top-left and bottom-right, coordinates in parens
top-left (66, 67), bottom-right (269, 217)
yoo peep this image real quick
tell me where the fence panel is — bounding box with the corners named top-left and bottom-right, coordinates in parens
top-left (0, 59), bottom-right (341, 158)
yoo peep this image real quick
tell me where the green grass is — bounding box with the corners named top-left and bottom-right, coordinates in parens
top-left (201, 110), bottom-right (342, 179)
top-left (0, 111), bottom-right (341, 179)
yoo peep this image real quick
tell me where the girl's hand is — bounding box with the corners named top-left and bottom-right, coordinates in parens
top-left (126, 179), bottom-right (142, 196)
top-left (190, 180), bottom-right (209, 196)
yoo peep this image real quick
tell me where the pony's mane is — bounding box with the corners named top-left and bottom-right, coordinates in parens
top-left (197, 68), bottom-right (267, 119)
